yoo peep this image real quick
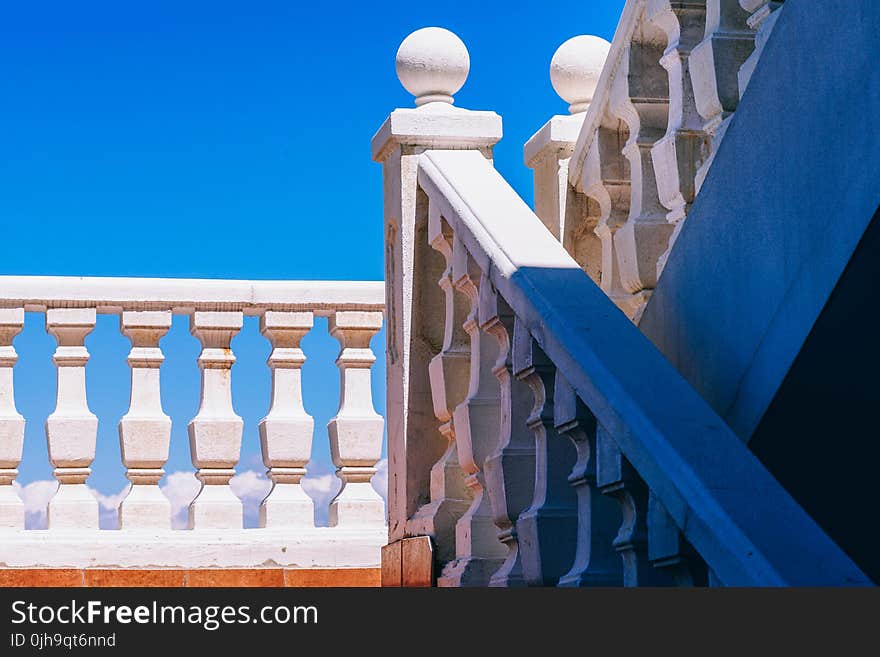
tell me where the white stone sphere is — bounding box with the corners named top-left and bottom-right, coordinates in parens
top-left (550, 35), bottom-right (611, 114)
top-left (396, 27), bottom-right (470, 106)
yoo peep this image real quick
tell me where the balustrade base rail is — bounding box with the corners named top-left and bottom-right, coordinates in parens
top-left (0, 526), bottom-right (386, 570)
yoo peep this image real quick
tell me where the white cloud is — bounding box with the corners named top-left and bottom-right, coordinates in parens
top-left (7, 460), bottom-right (387, 532)
top-left (229, 470), bottom-right (271, 503)
top-left (159, 469), bottom-right (275, 529)
top-left (12, 479), bottom-right (57, 530)
top-left (230, 469), bottom-right (272, 528)
top-left (160, 471), bottom-right (201, 529)
top-left (88, 484), bottom-right (130, 530)
top-left (302, 471), bottom-right (341, 526)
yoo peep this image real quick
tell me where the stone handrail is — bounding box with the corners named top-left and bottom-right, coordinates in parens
top-left (0, 275), bottom-right (386, 571)
top-left (0, 275), bottom-right (384, 314)
top-left (415, 147), bottom-right (867, 586)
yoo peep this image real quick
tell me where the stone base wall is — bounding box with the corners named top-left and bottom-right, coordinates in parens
top-left (0, 568), bottom-right (380, 587)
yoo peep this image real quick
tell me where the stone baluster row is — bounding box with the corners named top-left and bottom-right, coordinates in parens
top-left (438, 255), bottom-right (505, 586)
top-left (0, 306), bottom-right (383, 531)
top-left (538, 5), bottom-right (779, 318)
top-left (411, 201), bottom-right (472, 565)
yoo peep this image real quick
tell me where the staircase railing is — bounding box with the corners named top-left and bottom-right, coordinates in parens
top-left (536, 0), bottom-right (784, 323)
top-left (374, 26), bottom-right (869, 586)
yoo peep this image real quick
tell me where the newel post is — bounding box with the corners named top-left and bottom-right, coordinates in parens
top-left (372, 26), bottom-right (501, 580)
top-left (524, 35), bottom-right (610, 287)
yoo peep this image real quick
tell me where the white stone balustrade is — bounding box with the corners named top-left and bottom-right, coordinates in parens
top-left (384, 108), bottom-right (868, 586)
top-left (0, 276), bottom-right (385, 571)
top-left (409, 201), bottom-right (472, 563)
top-left (439, 261), bottom-right (506, 586)
top-left (562, 0), bottom-right (777, 321)
top-left (379, 25), bottom-right (869, 588)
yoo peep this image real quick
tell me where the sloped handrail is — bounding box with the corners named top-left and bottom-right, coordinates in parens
top-left (418, 147), bottom-right (868, 586)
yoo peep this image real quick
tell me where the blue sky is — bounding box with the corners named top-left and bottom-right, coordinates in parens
top-left (0, 0), bottom-right (624, 526)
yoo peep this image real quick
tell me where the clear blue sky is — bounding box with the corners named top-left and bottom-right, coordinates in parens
top-left (0, 0), bottom-right (625, 517)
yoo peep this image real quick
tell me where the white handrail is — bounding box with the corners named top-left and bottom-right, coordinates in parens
top-left (0, 275), bottom-right (384, 315)
top-left (418, 148), bottom-right (869, 586)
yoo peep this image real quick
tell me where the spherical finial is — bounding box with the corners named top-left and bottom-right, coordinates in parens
top-left (550, 35), bottom-right (611, 114)
top-left (396, 27), bottom-right (470, 107)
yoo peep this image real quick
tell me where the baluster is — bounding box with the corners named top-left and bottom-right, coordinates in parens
top-left (408, 202), bottom-right (472, 564)
top-left (438, 253), bottom-right (505, 586)
top-left (327, 310), bottom-right (385, 527)
top-left (374, 27), bottom-right (501, 549)
top-left (648, 0), bottom-right (709, 276)
top-left (46, 308), bottom-right (98, 529)
top-left (608, 15), bottom-right (673, 322)
top-left (188, 311), bottom-right (243, 529)
top-left (648, 491), bottom-right (709, 585)
top-left (259, 311), bottom-right (315, 527)
top-left (0, 309), bottom-right (24, 528)
top-left (737, 1), bottom-right (784, 97)
top-left (596, 426), bottom-right (672, 586)
top-left (480, 283), bottom-right (535, 587)
top-left (690, 0), bottom-right (755, 192)
top-left (554, 373), bottom-right (622, 586)
top-left (513, 320), bottom-right (578, 586)
top-left (118, 311), bottom-right (172, 529)
top-left (582, 125), bottom-right (648, 321)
